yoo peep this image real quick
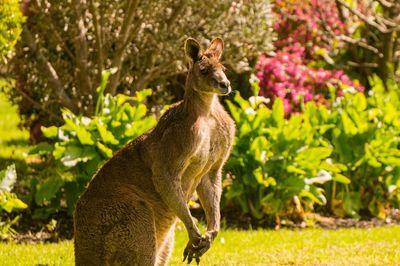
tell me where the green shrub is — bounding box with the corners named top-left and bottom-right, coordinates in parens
top-left (324, 76), bottom-right (400, 218)
top-left (0, 164), bottom-right (28, 239)
top-left (0, 0), bottom-right (25, 64)
top-left (224, 85), bottom-right (349, 221)
top-left (29, 72), bottom-right (157, 219)
top-left (224, 78), bottom-right (400, 221)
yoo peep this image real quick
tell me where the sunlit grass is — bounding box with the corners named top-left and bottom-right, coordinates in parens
top-left (1, 226), bottom-right (399, 265)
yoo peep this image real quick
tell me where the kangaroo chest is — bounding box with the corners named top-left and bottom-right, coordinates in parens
top-left (181, 116), bottom-right (228, 196)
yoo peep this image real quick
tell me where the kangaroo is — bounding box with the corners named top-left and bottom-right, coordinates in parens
top-left (74, 37), bottom-right (235, 266)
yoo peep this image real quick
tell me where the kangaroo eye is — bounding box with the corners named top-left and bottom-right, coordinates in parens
top-left (200, 68), bottom-right (210, 75)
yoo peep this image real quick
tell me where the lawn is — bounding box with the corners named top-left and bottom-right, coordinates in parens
top-left (1, 226), bottom-right (400, 265)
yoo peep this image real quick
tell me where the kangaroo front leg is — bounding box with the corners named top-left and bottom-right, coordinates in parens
top-left (196, 168), bottom-right (222, 258)
top-left (152, 171), bottom-right (202, 264)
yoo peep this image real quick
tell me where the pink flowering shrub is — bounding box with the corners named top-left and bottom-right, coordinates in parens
top-left (273, 0), bottom-right (346, 58)
top-left (257, 0), bottom-right (364, 114)
top-left (257, 46), bottom-right (364, 113)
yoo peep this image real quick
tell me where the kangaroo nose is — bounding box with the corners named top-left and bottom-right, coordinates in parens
top-left (219, 80), bottom-right (230, 89)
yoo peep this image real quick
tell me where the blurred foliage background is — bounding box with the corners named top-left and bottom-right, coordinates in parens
top-left (0, 0), bottom-right (399, 239)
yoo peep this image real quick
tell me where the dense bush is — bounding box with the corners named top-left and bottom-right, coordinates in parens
top-left (325, 76), bottom-right (400, 218)
top-left (0, 0), bottom-right (25, 64)
top-left (224, 85), bottom-right (350, 222)
top-left (224, 78), bottom-right (400, 222)
top-left (29, 72), bottom-right (156, 219)
top-left (8, 0), bottom-right (273, 129)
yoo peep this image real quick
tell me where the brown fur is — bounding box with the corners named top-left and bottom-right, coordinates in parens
top-left (74, 37), bottom-right (235, 266)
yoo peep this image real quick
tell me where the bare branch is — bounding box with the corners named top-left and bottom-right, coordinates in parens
top-left (89, 0), bottom-right (104, 80)
top-left (376, 0), bottom-right (394, 8)
top-left (337, 0), bottom-right (388, 33)
top-left (134, 61), bottom-right (176, 90)
top-left (347, 61), bottom-right (378, 68)
top-left (21, 25), bottom-right (78, 113)
top-left (73, 0), bottom-right (93, 94)
top-left (338, 35), bottom-right (383, 57)
top-left (376, 15), bottom-right (397, 28)
top-left (34, 0), bottom-right (74, 59)
top-left (13, 84), bottom-right (63, 123)
top-left (107, 0), bottom-right (140, 95)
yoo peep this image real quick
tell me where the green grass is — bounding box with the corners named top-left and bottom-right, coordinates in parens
top-left (0, 92), bottom-right (29, 160)
top-left (1, 226), bottom-right (400, 265)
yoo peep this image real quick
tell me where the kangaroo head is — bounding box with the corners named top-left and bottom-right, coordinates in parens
top-left (185, 37), bottom-right (231, 95)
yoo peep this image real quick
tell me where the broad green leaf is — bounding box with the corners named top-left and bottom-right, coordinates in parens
top-left (226, 100), bottom-right (241, 122)
top-left (41, 126), bottom-right (58, 138)
top-left (60, 145), bottom-right (83, 167)
top-left (233, 91), bottom-right (249, 111)
top-left (29, 142), bottom-right (54, 155)
top-left (298, 147), bottom-right (332, 162)
top-left (287, 165), bottom-right (306, 175)
top-left (300, 190), bottom-right (324, 205)
top-left (75, 126), bottom-right (95, 145)
top-left (341, 111), bottom-right (358, 135)
top-left (95, 119), bottom-right (119, 145)
top-left (333, 174), bottom-right (351, 184)
top-left (1, 196), bottom-right (27, 213)
top-left (251, 107), bottom-right (271, 130)
top-left (320, 161), bottom-right (343, 173)
top-left (272, 98), bottom-right (284, 127)
top-left (353, 93), bottom-right (367, 111)
top-left (134, 88), bottom-right (152, 102)
top-left (64, 182), bottom-right (79, 216)
top-left (96, 142), bottom-right (113, 158)
top-left (53, 143), bottom-right (66, 160)
top-left (35, 175), bottom-right (64, 204)
top-left (343, 192), bottom-right (361, 218)
top-left (133, 103), bottom-right (147, 121)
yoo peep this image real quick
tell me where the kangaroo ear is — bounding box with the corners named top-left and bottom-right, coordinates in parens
top-left (185, 38), bottom-right (202, 62)
top-left (206, 37), bottom-right (224, 60)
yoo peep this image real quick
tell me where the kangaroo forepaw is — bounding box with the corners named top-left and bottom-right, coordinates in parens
top-left (183, 236), bottom-right (213, 264)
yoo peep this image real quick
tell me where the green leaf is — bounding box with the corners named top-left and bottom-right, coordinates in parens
top-left (35, 175), bottom-right (64, 205)
top-left (134, 88), bottom-right (152, 102)
top-left (96, 142), bottom-right (113, 158)
top-left (60, 145), bottom-right (83, 167)
top-left (75, 126), bottom-right (95, 145)
top-left (132, 103), bottom-right (147, 120)
top-left (95, 119), bottom-right (119, 145)
top-left (353, 93), bottom-right (367, 111)
top-left (333, 174), bottom-right (351, 184)
top-left (250, 136), bottom-right (268, 163)
top-left (64, 182), bottom-right (79, 216)
top-left (298, 147), bottom-right (332, 162)
top-left (226, 100), bottom-right (239, 122)
top-left (29, 142), bottom-right (54, 155)
top-left (300, 190), bottom-right (324, 205)
top-left (2, 197), bottom-right (27, 213)
top-left (341, 111), bottom-right (358, 135)
top-left (41, 126), bottom-right (58, 138)
top-left (53, 143), bottom-right (66, 160)
top-left (343, 192), bottom-right (361, 218)
top-left (320, 161), bottom-right (346, 173)
top-left (272, 98), bottom-right (284, 127)
top-left (287, 165), bottom-right (306, 175)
